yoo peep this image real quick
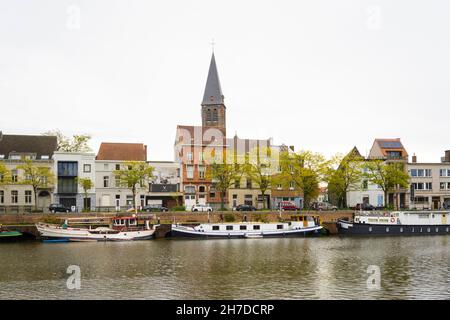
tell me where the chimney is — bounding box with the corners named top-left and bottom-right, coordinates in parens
top-left (412, 153), bottom-right (417, 163)
top-left (445, 150), bottom-right (450, 162)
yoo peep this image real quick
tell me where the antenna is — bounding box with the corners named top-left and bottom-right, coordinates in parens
top-left (210, 38), bottom-right (215, 53)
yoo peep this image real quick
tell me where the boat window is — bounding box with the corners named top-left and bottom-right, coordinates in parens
top-left (129, 219), bottom-right (137, 226)
top-left (277, 225), bottom-right (283, 230)
top-left (299, 216), bottom-right (303, 221)
top-left (253, 225), bottom-right (260, 230)
top-left (212, 226), bottom-right (219, 231)
top-left (240, 225), bottom-right (247, 230)
top-left (226, 225), bottom-right (233, 231)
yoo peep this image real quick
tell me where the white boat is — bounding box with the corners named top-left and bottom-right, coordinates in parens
top-left (337, 210), bottom-right (450, 235)
top-left (36, 216), bottom-right (157, 242)
top-left (170, 215), bottom-right (322, 238)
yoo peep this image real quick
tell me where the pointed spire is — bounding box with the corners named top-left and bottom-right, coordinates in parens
top-left (202, 53), bottom-right (224, 106)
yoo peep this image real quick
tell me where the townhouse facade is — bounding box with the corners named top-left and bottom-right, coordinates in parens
top-left (407, 151), bottom-right (450, 210)
top-left (0, 133), bottom-right (57, 213)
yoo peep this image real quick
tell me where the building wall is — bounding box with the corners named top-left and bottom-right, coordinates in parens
top-left (407, 163), bottom-right (450, 209)
top-left (0, 159), bottom-right (54, 211)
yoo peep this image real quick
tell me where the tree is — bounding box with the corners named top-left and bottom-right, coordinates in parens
top-left (0, 163), bottom-right (11, 185)
top-left (43, 129), bottom-right (92, 152)
top-left (364, 160), bottom-right (410, 209)
top-left (208, 162), bottom-right (244, 210)
top-left (17, 159), bottom-right (55, 211)
top-left (114, 161), bottom-right (154, 213)
top-left (326, 148), bottom-right (365, 208)
top-left (278, 150), bottom-right (329, 209)
top-left (77, 177), bottom-right (94, 212)
top-left (244, 146), bottom-right (276, 210)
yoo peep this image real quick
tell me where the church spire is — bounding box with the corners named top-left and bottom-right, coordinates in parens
top-left (202, 53), bottom-right (224, 106)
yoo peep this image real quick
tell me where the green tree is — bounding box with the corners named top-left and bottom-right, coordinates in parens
top-left (208, 162), bottom-right (244, 210)
top-left (43, 129), bottom-right (92, 152)
top-left (0, 162), bottom-right (11, 185)
top-left (114, 161), bottom-right (154, 213)
top-left (17, 159), bottom-right (55, 211)
top-left (279, 150), bottom-right (329, 209)
top-left (326, 148), bottom-right (365, 208)
top-left (244, 146), bottom-right (277, 210)
top-left (364, 160), bottom-right (410, 209)
top-left (77, 177), bottom-right (94, 212)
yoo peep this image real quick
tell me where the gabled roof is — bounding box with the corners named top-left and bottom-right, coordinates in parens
top-left (0, 134), bottom-right (58, 160)
top-left (96, 142), bottom-right (147, 161)
top-left (344, 146), bottom-right (364, 160)
top-left (201, 53), bottom-right (224, 106)
top-left (369, 138), bottom-right (408, 159)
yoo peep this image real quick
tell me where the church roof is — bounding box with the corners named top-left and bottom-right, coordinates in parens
top-left (202, 53), bottom-right (224, 106)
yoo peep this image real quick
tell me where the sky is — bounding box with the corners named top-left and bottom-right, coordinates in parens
top-left (1, 0), bottom-right (449, 162)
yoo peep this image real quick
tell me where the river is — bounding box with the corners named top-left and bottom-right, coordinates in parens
top-left (0, 236), bottom-right (449, 299)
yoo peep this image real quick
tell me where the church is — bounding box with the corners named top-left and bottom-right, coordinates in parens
top-left (174, 53), bottom-right (303, 210)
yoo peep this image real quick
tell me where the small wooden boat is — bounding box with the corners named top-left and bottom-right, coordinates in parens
top-left (36, 216), bottom-right (157, 242)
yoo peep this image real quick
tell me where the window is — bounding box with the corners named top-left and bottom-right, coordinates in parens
top-left (41, 155), bottom-right (49, 160)
top-left (226, 226), bottom-right (233, 231)
top-left (234, 180), bottom-right (240, 188)
top-left (212, 226), bottom-right (219, 231)
top-left (10, 155), bottom-right (21, 160)
top-left (198, 152), bottom-right (204, 162)
top-left (0, 190), bottom-right (3, 204)
top-left (58, 162), bottom-right (78, 176)
top-left (411, 169), bottom-right (432, 177)
top-left (362, 180), bottom-right (368, 190)
top-left (198, 165), bottom-right (205, 179)
top-left (186, 165), bottom-right (194, 179)
top-left (246, 179), bottom-right (252, 189)
top-left (253, 225), bottom-right (260, 230)
top-left (412, 182), bottom-right (432, 190)
top-left (58, 178), bottom-right (77, 194)
top-left (11, 170), bottom-right (18, 183)
top-left (206, 109), bottom-right (212, 122)
top-left (11, 190), bottom-right (18, 203)
top-left (126, 195), bottom-right (133, 206)
top-left (187, 152), bottom-right (193, 161)
top-left (277, 225), bottom-right (284, 230)
top-left (25, 190), bottom-right (32, 204)
top-left (199, 186), bottom-right (206, 193)
top-left (240, 225), bottom-right (247, 230)
top-left (103, 176), bottom-right (109, 188)
top-left (115, 164), bottom-right (120, 170)
top-left (209, 185), bottom-right (216, 198)
top-left (83, 164), bottom-right (91, 173)
top-left (212, 109), bottom-right (218, 121)
top-left (440, 182), bottom-right (450, 190)
top-left (439, 169), bottom-right (450, 177)
top-left (289, 181), bottom-right (295, 189)
top-left (184, 185), bottom-right (196, 194)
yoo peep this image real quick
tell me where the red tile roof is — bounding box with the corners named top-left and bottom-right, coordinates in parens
top-left (96, 143), bottom-right (147, 161)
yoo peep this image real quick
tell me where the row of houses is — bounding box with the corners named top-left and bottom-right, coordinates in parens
top-left (2, 52), bottom-right (449, 213)
top-left (346, 138), bottom-right (450, 210)
top-left (0, 53), bottom-right (302, 213)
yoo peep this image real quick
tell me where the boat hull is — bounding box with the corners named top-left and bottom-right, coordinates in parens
top-left (337, 219), bottom-right (450, 236)
top-left (170, 225), bottom-right (322, 239)
top-left (0, 231), bottom-right (23, 242)
top-left (36, 223), bottom-right (155, 242)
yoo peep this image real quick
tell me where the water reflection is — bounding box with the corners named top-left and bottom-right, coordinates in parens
top-left (0, 236), bottom-right (449, 299)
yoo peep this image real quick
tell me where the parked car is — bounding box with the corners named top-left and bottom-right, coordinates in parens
top-left (235, 204), bottom-right (257, 211)
top-left (191, 204), bottom-right (213, 212)
top-left (355, 203), bottom-right (377, 211)
top-left (49, 203), bottom-right (71, 213)
top-left (278, 201), bottom-right (298, 211)
top-left (143, 204), bottom-right (168, 212)
top-left (312, 201), bottom-right (338, 211)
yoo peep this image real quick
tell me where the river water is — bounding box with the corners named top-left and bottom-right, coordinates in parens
top-left (0, 236), bottom-right (449, 299)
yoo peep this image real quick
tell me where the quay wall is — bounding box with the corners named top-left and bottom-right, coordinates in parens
top-left (0, 211), bottom-right (354, 238)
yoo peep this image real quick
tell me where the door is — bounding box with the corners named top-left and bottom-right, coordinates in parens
top-left (83, 198), bottom-right (91, 211)
top-left (432, 197), bottom-right (440, 210)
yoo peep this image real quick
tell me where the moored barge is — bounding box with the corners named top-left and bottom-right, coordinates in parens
top-left (337, 211), bottom-right (450, 235)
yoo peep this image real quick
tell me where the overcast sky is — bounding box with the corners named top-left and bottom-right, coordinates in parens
top-left (1, 0), bottom-right (449, 162)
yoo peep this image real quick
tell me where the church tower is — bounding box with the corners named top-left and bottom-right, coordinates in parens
top-left (201, 53), bottom-right (226, 135)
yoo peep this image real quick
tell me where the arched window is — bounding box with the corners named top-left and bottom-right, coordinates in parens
top-left (199, 186), bottom-right (206, 193)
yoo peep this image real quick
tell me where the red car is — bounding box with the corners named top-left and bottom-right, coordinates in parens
top-left (278, 201), bottom-right (298, 211)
